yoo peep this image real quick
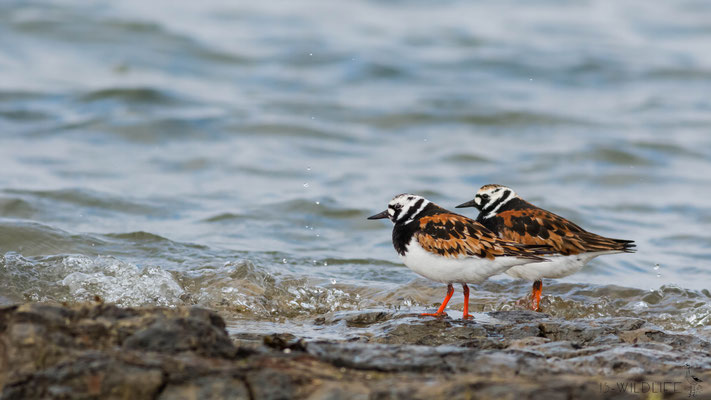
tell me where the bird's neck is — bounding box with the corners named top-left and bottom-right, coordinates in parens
top-left (392, 219), bottom-right (419, 256)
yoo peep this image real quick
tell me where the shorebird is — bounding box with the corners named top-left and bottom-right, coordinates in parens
top-left (368, 193), bottom-right (553, 319)
top-left (456, 184), bottom-right (635, 311)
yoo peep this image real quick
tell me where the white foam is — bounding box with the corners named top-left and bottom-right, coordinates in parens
top-left (59, 255), bottom-right (184, 307)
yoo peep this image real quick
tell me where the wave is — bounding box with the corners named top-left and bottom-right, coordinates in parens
top-left (2, 250), bottom-right (710, 333)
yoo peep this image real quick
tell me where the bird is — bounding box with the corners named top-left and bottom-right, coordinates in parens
top-left (456, 184), bottom-right (636, 311)
top-left (368, 193), bottom-right (554, 319)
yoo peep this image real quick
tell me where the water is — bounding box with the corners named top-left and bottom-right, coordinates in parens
top-left (1, 0), bottom-right (711, 337)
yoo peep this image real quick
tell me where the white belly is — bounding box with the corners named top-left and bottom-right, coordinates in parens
top-left (505, 251), bottom-right (619, 281)
top-left (400, 238), bottom-right (540, 284)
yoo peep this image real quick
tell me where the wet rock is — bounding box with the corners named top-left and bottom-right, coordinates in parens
top-left (306, 341), bottom-right (553, 378)
top-left (1, 303), bottom-right (710, 400)
top-left (343, 311), bottom-right (391, 327)
top-left (123, 316), bottom-right (237, 358)
top-left (0, 302), bottom-right (241, 397)
top-left (2, 354), bottom-right (165, 400)
top-left (487, 310), bottom-right (550, 323)
top-left (246, 367), bottom-right (297, 400)
top-left (506, 336), bottom-right (551, 349)
top-left (263, 333), bottom-right (307, 352)
top-left (375, 318), bottom-right (491, 347)
top-left (158, 377), bottom-right (250, 400)
top-left (538, 317), bottom-right (647, 346)
top-left (315, 309), bottom-right (399, 327)
top-left (619, 328), bottom-right (711, 352)
top-left (307, 341), bottom-right (468, 372)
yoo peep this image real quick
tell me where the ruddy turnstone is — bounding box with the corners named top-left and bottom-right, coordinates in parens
top-left (368, 193), bottom-right (553, 319)
top-left (456, 184), bottom-right (635, 311)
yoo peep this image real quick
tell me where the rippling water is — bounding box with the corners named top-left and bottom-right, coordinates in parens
top-left (1, 0), bottom-right (711, 336)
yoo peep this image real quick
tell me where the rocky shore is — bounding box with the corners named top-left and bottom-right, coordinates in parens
top-left (1, 303), bottom-right (709, 399)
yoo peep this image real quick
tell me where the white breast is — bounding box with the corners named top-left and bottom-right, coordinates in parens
top-left (504, 251), bottom-right (620, 281)
top-left (400, 237), bottom-right (540, 284)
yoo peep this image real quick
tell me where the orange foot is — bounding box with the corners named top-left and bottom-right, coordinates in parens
top-left (421, 284), bottom-right (455, 318)
top-left (529, 295), bottom-right (542, 312)
top-left (531, 280), bottom-right (543, 312)
top-left (420, 312), bottom-right (448, 317)
top-left (462, 284), bottom-right (473, 320)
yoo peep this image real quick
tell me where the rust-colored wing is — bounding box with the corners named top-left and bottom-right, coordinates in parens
top-left (416, 213), bottom-right (551, 260)
top-left (491, 207), bottom-right (635, 255)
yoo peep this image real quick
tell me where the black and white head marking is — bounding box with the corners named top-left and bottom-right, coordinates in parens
top-left (474, 185), bottom-right (516, 219)
top-left (387, 194), bottom-right (430, 224)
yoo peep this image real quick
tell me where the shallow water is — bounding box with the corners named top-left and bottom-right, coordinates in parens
top-left (1, 0), bottom-right (711, 337)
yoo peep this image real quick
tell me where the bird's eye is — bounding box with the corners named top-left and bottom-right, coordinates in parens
top-left (482, 194), bottom-right (489, 200)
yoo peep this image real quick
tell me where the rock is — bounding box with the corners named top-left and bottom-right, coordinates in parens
top-left (158, 377), bottom-right (250, 400)
top-left (1, 303), bottom-right (710, 399)
top-left (122, 316), bottom-right (237, 358)
top-left (376, 318), bottom-right (492, 347)
top-left (263, 333), bottom-right (307, 352)
top-left (487, 310), bottom-right (550, 323)
top-left (246, 367), bottom-right (297, 400)
top-left (343, 311), bottom-right (391, 327)
top-left (0, 303), bottom-right (240, 398)
top-left (2, 354), bottom-right (165, 400)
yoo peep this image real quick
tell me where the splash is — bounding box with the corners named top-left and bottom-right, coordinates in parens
top-left (59, 255), bottom-right (184, 306)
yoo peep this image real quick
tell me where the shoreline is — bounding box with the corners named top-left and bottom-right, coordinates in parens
top-left (1, 302), bottom-right (709, 399)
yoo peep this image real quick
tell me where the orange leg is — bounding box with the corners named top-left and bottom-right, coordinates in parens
top-left (531, 280), bottom-right (542, 312)
top-left (421, 283), bottom-right (454, 317)
top-left (462, 283), bottom-right (473, 320)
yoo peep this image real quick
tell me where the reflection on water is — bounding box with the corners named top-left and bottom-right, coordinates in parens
top-left (1, 0), bottom-right (711, 336)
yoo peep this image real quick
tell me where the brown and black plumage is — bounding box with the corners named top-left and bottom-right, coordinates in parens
top-left (416, 212), bottom-right (551, 260)
top-left (483, 202), bottom-right (634, 255)
top-left (369, 193), bottom-right (555, 319)
top-left (457, 184), bottom-right (635, 311)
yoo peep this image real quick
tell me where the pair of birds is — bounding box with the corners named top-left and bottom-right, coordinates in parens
top-left (368, 184), bottom-right (635, 318)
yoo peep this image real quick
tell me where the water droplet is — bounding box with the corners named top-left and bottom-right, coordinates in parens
top-left (315, 233), bottom-right (320, 237)
top-left (306, 166), bottom-right (311, 171)
top-left (653, 264), bottom-right (660, 271)
top-left (309, 53), bottom-right (313, 56)
top-left (315, 201), bottom-right (320, 205)
top-left (303, 183), bottom-right (309, 188)
top-left (323, 262), bottom-right (328, 266)
top-left (331, 279), bottom-right (337, 285)
top-left (529, 78), bottom-right (533, 81)
top-left (311, 116), bottom-right (315, 120)
top-left (282, 258), bottom-right (287, 264)
top-left (656, 273), bottom-right (661, 278)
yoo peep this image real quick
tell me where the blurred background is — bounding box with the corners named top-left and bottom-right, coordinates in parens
top-left (1, 0), bottom-right (710, 334)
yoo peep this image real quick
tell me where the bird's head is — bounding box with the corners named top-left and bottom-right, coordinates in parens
top-left (367, 193), bottom-right (430, 224)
